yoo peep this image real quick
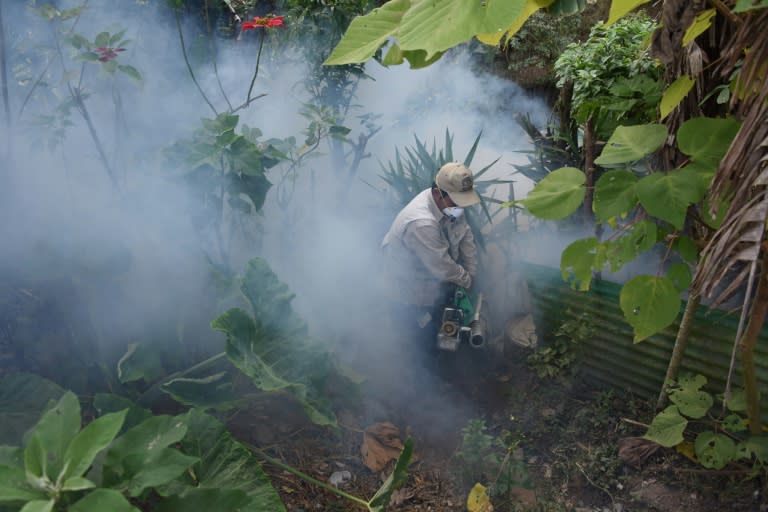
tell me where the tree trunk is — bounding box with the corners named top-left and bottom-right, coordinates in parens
top-left (582, 115), bottom-right (595, 224)
top-left (657, 294), bottom-right (700, 409)
top-left (739, 251), bottom-right (768, 434)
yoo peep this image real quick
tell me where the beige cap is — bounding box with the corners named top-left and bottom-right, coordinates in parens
top-left (435, 162), bottom-right (481, 207)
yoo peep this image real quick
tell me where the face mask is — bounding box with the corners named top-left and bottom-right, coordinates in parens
top-left (442, 206), bottom-right (464, 219)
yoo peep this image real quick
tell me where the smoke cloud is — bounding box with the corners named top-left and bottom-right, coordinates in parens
top-left (0, 0), bottom-right (552, 434)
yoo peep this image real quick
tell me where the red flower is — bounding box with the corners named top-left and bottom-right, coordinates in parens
top-left (242, 15), bottom-right (285, 31)
top-left (95, 47), bottom-right (125, 62)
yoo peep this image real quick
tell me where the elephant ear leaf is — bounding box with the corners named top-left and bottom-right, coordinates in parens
top-left (240, 257), bottom-right (307, 339)
top-left (212, 258), bottom-right (341, 427)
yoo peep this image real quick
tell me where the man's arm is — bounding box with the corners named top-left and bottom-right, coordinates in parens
top-left (459, 224), bottom-right (478, 280)
top-left (403, 221), bottom-right (472, 289)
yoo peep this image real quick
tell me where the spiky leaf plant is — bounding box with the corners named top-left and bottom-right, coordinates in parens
top-left (379, 129), bottom-right (508, 247)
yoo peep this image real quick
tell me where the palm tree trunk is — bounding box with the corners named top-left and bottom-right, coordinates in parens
top-left (739, 250), bottom-right (768, 434)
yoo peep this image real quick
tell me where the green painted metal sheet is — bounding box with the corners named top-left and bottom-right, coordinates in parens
top-left (523, 262), bottom-right (768, 420)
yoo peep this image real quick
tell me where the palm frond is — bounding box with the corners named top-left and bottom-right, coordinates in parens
top-left (691, 9), bottom-right (768, 306)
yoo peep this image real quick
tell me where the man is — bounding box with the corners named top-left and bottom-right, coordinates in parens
top-left (381, 162), bottom-right (480, 352)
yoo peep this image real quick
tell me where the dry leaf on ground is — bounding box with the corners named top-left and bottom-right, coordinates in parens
top-left (361, 422), bottom-right (404, 472)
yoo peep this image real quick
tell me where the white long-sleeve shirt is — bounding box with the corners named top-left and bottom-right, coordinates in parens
top-left (381, 189), bottom-right (477, 306)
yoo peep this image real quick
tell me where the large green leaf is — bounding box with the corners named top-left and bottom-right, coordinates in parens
top-left (677, 116), bottom-right (741, 168)
top-left (397, 0), bottom-right (527, 58)
top-left (227, 173), bottom-right (271, 213)
top-left (736, 436), bottom-right (768, 463)
top-left (643, 406), bottom-right (687, 447)
top-left (69, 489), bottom-right (139, 512)
top-left (24, 392), bottom-right (81, 480)
top-left (514, 167), bottom-right (585, 220)
top-left (117, 343), bottom-right (164, 384)
top-left (122, 448), bottom-right (199, 497)
top-left (324, 0), bottom-right (411, 65)
top-left (325, 0), bottom-right (529, 65)
top-left (211, 258), bottom-right (339, 427)
top-left (476, 0), bottom-right (553, 45)
top-left (214, 310), bottom-right (335, 426)
top-left (160, 372), bottom-right (239, 409)
top-left (0, 373), bottom-right (65, 445)
top-left (19, 499), bottom-right (54, 512)
top-left (155, 489), bottom-right (251, 512)
top-left (636, 171), bottom-right (705, 229)
top-left (381, 43), bottom-right (444, 68)
top-left (560, 237), bottom-right (600, 291)
top-left (694, 432), bottom-right (737, 469)
top-left (160, 409), bottom-right (285, 511)
top-left (669, 374), bottom-right (712, 419)
top-left (61, 476), bottom-right (96, 491)
top-left (682, 9), bottom-right (716, 47)
top-left (593, 170), bottom-right (639, 221)
top-left (673, 235), bottom-right (699, 263)
top-left (606, 0), bottom-right (651, 25)
top-left (594, 124), bottom-right (667, 165)
top-left (620, 275), bottom-right (680, 342)
top-left (0, 465), bottom-right (45, 503)
top-left (605, 220), bottom-right (657, 271)
top-left (660, 75), bottom-right (695, 120)
top-left (666, 262), bottom-right (692, 292)
top-left (93, 394), bottom-right (152, 434)
top-left (106, 415), bottom-right (189, 470)
top-left (368, 438), bottom-right (413, 511)
top-left (104, 414), bottom-right (195, 494)
top-left (734, 0), bottom-right (768, 12)
top-left (61, 410), bottom-right (127, 481)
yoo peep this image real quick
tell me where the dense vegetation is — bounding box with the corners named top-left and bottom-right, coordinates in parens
top-left (1, 0), bottom-right (767, 510)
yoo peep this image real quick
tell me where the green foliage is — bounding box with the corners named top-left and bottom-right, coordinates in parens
top-left (212, 258), bottom-right (352, 427)
top-left (166, 113), bottom-right (281, 216)
top-left (619, 275), bottom-right (680, 342)
top-left (379, 129), bottom-right (503, 246)
top-left (18, 5), bottom-right (142, 155)
top-left (455, 418), bottom-right (505, 487)
top-left (0, 374), bottom-right (66, 446)
top-left (454, 418), bottom-right (529, 506)
top-left (368, 438), bottom-right (414, 511)
top-left (497, 10), bottom-right (583, 86)
top-left (299, 103), bottom-right (352, 153)
top-left (324, 0), bottom-right (532, 66)
top-left (511, 167), bottom-right (585, 220)
top-left (554, 13), bottom-right (660, 136)
top-left (527, 311), bottom-right (591, 378)
top-left (518, 116), bottom-right (740, 341)
top-left (0, 386), bottom-right (285, 511)
top-left (165, 113), bottom-right (283, 264)
top-left (644, 374), bottom-right (768, 471)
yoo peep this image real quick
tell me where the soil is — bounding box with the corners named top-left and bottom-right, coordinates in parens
top-left (232, 345), bottom-right (768, 512)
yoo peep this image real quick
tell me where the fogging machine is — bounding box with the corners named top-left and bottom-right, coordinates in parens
top-left (436, 286), bottom-right (486, 351)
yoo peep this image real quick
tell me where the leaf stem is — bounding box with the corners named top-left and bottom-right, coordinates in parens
top-left (246, 442), bottom-right (371, 509)
top-left (245, 30), bottom-right (265, 106)
top-left (174, 7), bottom-right (218, 116)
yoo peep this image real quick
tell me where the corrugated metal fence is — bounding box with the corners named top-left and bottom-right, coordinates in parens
top-left (524, 262), bottom-right (768, 420)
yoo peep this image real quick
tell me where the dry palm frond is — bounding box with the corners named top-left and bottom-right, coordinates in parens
top-left (618, 437), bottom-right (661, 468)
top-left (690, 8), bottom-right (768, 306)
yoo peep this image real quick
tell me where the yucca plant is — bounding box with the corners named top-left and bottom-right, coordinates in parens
top-left (379, 129), bottom-right (510, 247)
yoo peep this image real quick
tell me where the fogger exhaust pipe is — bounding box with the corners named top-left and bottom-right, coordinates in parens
top-left (469, 293), bottom-right (485, 349)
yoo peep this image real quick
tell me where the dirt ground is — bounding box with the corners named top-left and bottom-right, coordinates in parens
top-left (231, 345), bottom-right (768, 512)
